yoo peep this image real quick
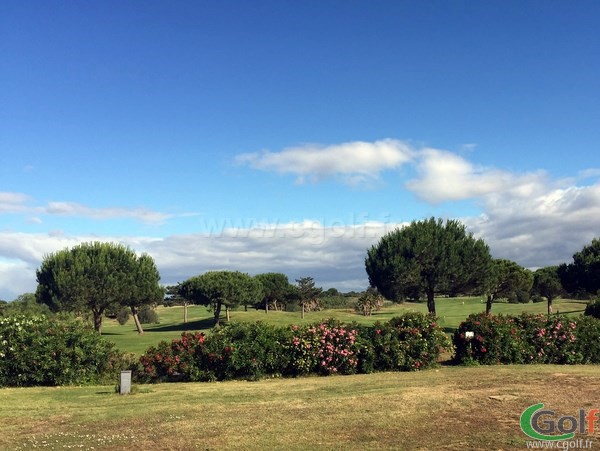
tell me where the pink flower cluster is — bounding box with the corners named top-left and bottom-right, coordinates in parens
top-left (317, 326), bottom-right (357, 373)
top-left (290, 321), bottom-right (359, 375)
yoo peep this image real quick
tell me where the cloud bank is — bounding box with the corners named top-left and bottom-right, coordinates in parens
top-left (236, 139), bottom-right (415, 185)
top-left (0, 195), bottom-right (177, 225)
top-left (1, 140), bottom-right (598, 301)
top-left (0, 221), bottom-right (402, 300)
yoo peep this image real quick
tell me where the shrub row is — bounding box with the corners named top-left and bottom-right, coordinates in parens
top-left (137, 313), bottom-right (452, 382)
top-left (0, 315), bottom-right (127, 386)
top-left (453, 313), bottom-right (600, 365)
top-left (9, 311), bottom-right (598, 387)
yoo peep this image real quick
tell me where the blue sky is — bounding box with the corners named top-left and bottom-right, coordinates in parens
top-left (1, 1), bottom-right (599, 300)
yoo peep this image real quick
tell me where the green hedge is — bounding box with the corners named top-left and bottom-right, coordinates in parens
top-left (0, 315), bottom-right (126, 386)
top-left (137, 313), bottom-right (452, 382)
top-left (453, 312), bottom-right (600, 365)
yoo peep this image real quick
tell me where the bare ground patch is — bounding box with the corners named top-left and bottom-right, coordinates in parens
top-left (3, 365), bottom-right (600, 450)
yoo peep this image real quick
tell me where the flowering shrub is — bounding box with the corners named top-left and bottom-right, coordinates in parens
top-left (453, 313), bottom-right (528, 365)
top-left (287, 320), bottom-right (359, 375)
top-left (138, 331), bottom-right (207, 382)
top-left (454, 313), bottom-right (593, 365)
top-left (359, 312), bottom-right (452, 372)
top-left (0, 315), bottom-right (124, 386)
top-left (210, 322), bottom-right (292, 380)
top-left (138, 322), bottom-right (291, 382)
top-left (574, 315), bottom-right (600, 364)
top-left (137, 315), bottom-right (450, 383)
top-left (520, 314), bottom-right (580, 364)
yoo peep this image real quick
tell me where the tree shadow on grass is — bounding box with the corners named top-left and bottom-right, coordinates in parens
top-left (145, 317), bottom-right (216, 332)
top-left (556, 308), bottom-right (586, 314)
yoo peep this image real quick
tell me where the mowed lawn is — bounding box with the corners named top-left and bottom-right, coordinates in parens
top-left (102, 297), bottom-right (588, 355)
top-left (1, 365), bottom-right (600, 450)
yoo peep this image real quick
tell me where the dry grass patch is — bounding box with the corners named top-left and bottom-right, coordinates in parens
top-left (2, 365), bottom-right (600, 450)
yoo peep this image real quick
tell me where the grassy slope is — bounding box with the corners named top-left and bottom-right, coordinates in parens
top-left (1, 365), bottom-right (599, 450)
top-left (103, 297), bottom-right (588, 355)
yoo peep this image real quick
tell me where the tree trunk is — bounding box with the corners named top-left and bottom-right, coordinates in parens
top-left (131, 306), bottom-right (144, 335)
top-left (244, 304), bottom-right (248, 311)
top-left (183, 302), bottom-right (188, 324)
top-left (486, 294), bottom-right (493, 315)
top-left (301, 302), bottom-right (305, 319)
top-left (265, 300), bottom-right (269, 314)
top-left (92, 308), bottom-right (103, 334)
top-left (548, 298), bottom-right (553, 315)
top-left (226, 306), bottom-right (230, 322)
top-left (214, 301), bottom-right (222, 327)
top-left (426, 287), bottom-right (436, 316)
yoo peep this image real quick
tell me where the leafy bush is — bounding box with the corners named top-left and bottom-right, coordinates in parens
top-left (454, 313), bottom-right (529, 365)
top-left (506, 294), bottom-right (520, 304)
top-left (116, 308), bottom-right (130, 325)
top-left (138, 323), bottom-right (292, 382)
top-left (320, 295), bottom-right (353, 309)
top-left (359, 312), bottom-right (452, 372)
top-left (574, 315), bottom-right (600, 363)
top-left (0, 315), bottom-right (125, 386)
top-left (531, 294), bottom-right (545, 303)
top-left (355, 289), bottom-right (384, 316)
top-left (138, 305), bottom-right (159, 324)
top-left (584, 300), bottom-right (600, 319)
top-left (138, 331), bottom-right (208, 382)
top-left (137, 314), bottom-right (451, 383)
top-left (212, 322), bottom-right (292, 380)
top-left (454, 313), bottom-right (584, 365)
top-left (516, 290), bottom-right (530, 303)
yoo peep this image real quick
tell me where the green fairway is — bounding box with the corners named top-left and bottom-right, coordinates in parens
top-left (2, 364), bottom-right (599, 450)
top-left (102, 297), bottom-right (589, 355)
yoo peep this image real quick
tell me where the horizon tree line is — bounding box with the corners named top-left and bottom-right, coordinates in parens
top-left (3, 219), bottom-right (597, 330)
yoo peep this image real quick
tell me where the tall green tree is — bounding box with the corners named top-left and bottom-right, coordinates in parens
top-left (36, 241), bottom-right (162, 333)
top-left (485, 259), bottom-right (534, 314)
top-left (533, 266), bottom-right (563, 315)
top-left (558, 238), bottom-right (600, 298)
top-left (180, 271), bottom-right (263, 326)
top-left (255, 272), bottom-right (293, 313)
top-left (121, 254), bottom-right (164, 334)
top-left (165, 284), bottom-right (192, 323)
top-left (296, 276), bottom-right (322, 319)
top-left (365, 217), bottom-right (493, 315)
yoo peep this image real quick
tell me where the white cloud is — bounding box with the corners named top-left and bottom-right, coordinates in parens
top-left (233, 142), bottom-right (600, 278)
top-left (402, 149), bottom-right (600, 268)
top-left (578, 168), bottom-right (600, 180)
top-left (0, 193), bottom-right (178, 225)
top-left (0, 221), bottom-right (404, 300)
top-left (0, 177), bottom-right (598, 301)
top-left (41, 201), bottom-right (173, 224)
top-left (236, 139), bottom-right (415, 184)
top-left (405, 148), bottom-right (541, 203)
top-left (0, 192), bottom-right (30, 213)
top-left (465, 182), bottom-right (600, 268)
top-left (2, 141), bottom-right (599, 302)
top-left (0, 260), bottom-right (36, 301)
